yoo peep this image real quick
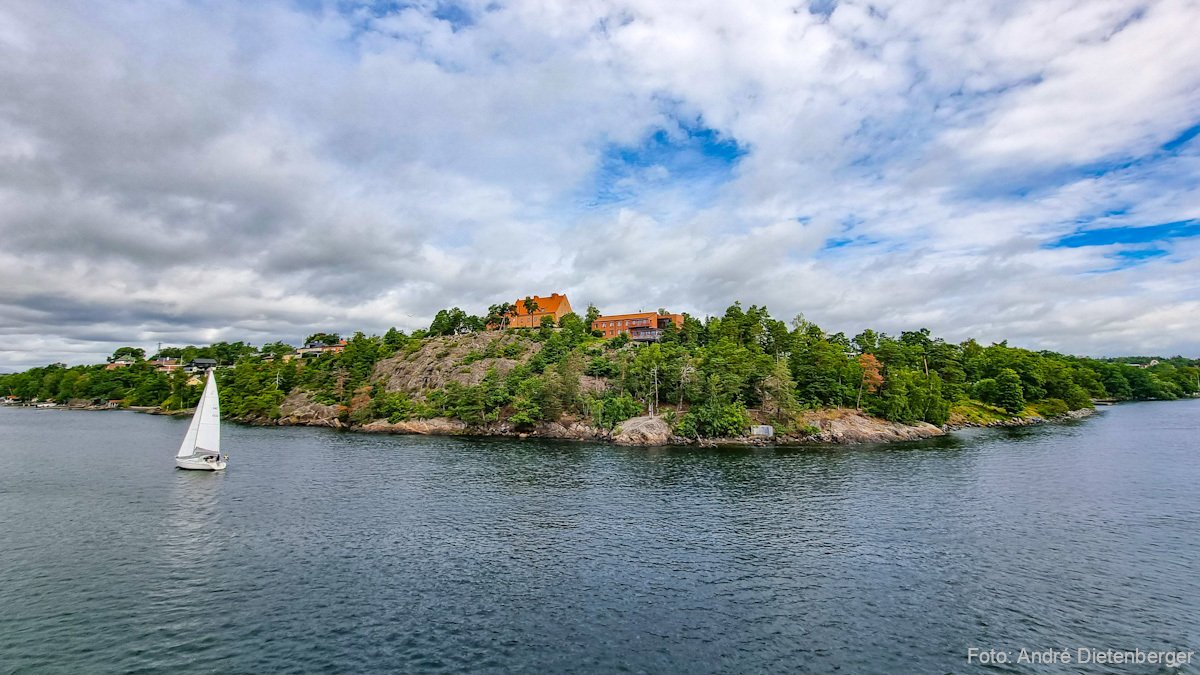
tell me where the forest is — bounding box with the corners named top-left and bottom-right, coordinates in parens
top-left (2, 303), bottom-right (1197, 438)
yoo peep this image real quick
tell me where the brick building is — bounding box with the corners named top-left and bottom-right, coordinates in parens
top-left (592, 311), bottom-right (684, 342)
top-left (507, 293), bottom-right (574, 329)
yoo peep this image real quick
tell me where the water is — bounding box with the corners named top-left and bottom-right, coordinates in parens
top-left (1, 401), bottom-right (1197, 674)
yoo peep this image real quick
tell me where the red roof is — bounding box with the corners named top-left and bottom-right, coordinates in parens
top-left (512, 293), bottom-right (568, 316)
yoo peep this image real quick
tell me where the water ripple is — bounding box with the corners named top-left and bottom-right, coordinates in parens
top-left (1, 402), bottom-right (1198, 673)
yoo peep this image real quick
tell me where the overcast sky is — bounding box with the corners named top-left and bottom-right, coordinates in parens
top-left (1, 0), bottom-right (1198, 369)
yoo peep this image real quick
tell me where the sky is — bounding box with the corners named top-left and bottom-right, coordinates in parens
top-left (1, 0), bottom-right (1198, 370)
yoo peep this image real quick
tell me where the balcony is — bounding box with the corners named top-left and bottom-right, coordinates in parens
top-left (630, 329), bottom-right (663, 341)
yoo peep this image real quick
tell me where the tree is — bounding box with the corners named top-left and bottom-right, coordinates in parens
top-left (429, 308), bottom-right (466, 336)
top-left (761, 358), bottom-right (798, 420)
top-left (486, 303), bottom-right (515, 330)
top-left (857, 353), bottom-right (884, 410)
top-left (382, 328), bottom-right (406, 351)
top-left (304, 332), bottom-right (341, 346)
top-left (508, 377), bottom-right (544, 426)
top-left (585, 303), bottom-right (601, 326)
top-left (261, 341), bottom-right (295, 358)
top-left (521, 297), bottom-right (540, 328)
top-left (994, 368), bottom-right (1026, 414)
top-left (108, 347), bottom-right (145, 363)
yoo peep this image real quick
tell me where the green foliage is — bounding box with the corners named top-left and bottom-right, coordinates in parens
top-left (1033, 398), bottom-right (1070, 418)
top-left (2, 302), bottom-right (1195, 439)
top-left (304, 332), bottom-right (341, 346)
top-left (508, 377), bottom-right (545, 426)
top-left (219, 361), bottom-right (288, 420)
top-left (368, 387), bottom-right (416, 421)
top-left (587, 392), bottom-right (643, 430)
top-left (261, 341), bottom-right (295, 358)
top-left (994, 368), bottom-right (1026, 414)
top-left (676, 401), bottom-right (751, 438)
top-left (949, 400), bottom-right (1011, 425)
top-left (606, 333), bottom-right (630, 349)
top-left (428, 307), bottom-right (485, 336)
top-left (585, 356), bottom-right (619, 378)
top-left (108, 346), bottom-right (145, 363)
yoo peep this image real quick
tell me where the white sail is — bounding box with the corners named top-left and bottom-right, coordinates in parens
top-left (177, 371), bottom-right (220, 457)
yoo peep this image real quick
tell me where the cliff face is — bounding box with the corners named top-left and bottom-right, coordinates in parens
top-left (278, 390), bottom-right (344, 427)
top-left (370, 332), bottom-right (532, 393)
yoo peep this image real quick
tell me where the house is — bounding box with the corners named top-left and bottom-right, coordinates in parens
top-left (505, 293), bottom-right (574, 329)
top-left (185, 358), bottom-right (218, 373)
top-left (296, 339), bottom-right (347, 358)
top-left (105, 356), bottom-right (136, 371)
top-left (592, 311), bottom-right (684, 342)
top-left (151, 357), bottom-right (180, 373)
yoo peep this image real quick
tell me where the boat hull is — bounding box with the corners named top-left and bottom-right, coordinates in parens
top-left (175, 455), bottom-right (227, 471)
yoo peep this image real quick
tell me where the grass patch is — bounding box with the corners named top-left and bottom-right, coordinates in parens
top-left (949, 399), bottom-right (1013, 426)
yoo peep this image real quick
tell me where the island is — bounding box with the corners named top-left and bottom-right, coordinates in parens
top-left (2, 297), bottom-right (1197, 446)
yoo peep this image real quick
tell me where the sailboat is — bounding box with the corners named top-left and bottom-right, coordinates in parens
top-left (175, 370), bottom-right (227, 471)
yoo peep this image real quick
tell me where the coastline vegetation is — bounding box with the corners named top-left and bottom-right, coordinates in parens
top-left (2, 303), bottom-right (1197, 439)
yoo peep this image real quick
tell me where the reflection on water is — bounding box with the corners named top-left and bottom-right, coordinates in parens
top-left (0, 401), bottom-right (1198, 674)
top-left (158, 471), bottom-right (226, 592)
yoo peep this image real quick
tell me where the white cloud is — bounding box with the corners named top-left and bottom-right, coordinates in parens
top-left (0, 0), bottom-right (1198, 370)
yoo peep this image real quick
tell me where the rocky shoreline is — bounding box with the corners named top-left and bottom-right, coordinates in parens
top-left (266, 398), bottom-right (962, 447)
top-left (269, 397), bottom-right (1098, 446)
top-left (37, 396), bottom-right (1096, 447)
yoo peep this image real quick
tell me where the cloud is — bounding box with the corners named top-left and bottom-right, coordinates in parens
top-left (0, 0), bottom-right (1198, 370)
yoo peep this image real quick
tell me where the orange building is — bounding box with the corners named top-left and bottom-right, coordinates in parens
top-left (507, 293), bottom-right (574, 329)
top-left (592, 311), bottom-right (684, 342)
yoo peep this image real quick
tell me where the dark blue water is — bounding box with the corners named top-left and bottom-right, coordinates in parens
top-left (1, 401), bottom-right (1197, 674)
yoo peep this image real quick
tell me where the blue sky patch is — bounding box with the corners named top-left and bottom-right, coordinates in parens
top-left (957, 119), bottom-right (1199, 203)
top-left (1092, 247), bottom-right (1170, 273)
top-left (808, 0), bottom-right (837, 19)
top-left (587, 121), bottom-right (747, 207)
top-left (1051, 219), bottom-right (1200, 248)
top-left (432, 2), bottom-right (474, 31)
top-left (1162, 123), bottom-right (1200, 153)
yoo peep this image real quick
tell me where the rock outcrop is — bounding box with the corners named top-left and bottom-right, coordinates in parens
top-left (613, 415), bottom-right (673, 446)
top-left (797, 408), bottom-right (945, 444)
top-left (361, 417), bottom-right (468, 435)
top-left (277, 390), bottom-right (344, 428)
top-left (371, 332), bottom-right (532, 394)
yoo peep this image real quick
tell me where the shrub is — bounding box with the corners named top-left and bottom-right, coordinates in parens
top-left (606, 334), bottom-right (630, 350)
top-left (1034, 398), bottom-right (1069, 418)
top-left (585, 357), bottom-right (619, 378)
top-left (676, 402), bottom-right (751, 438)
top-left (372, 391), bottom-right (418, 423)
